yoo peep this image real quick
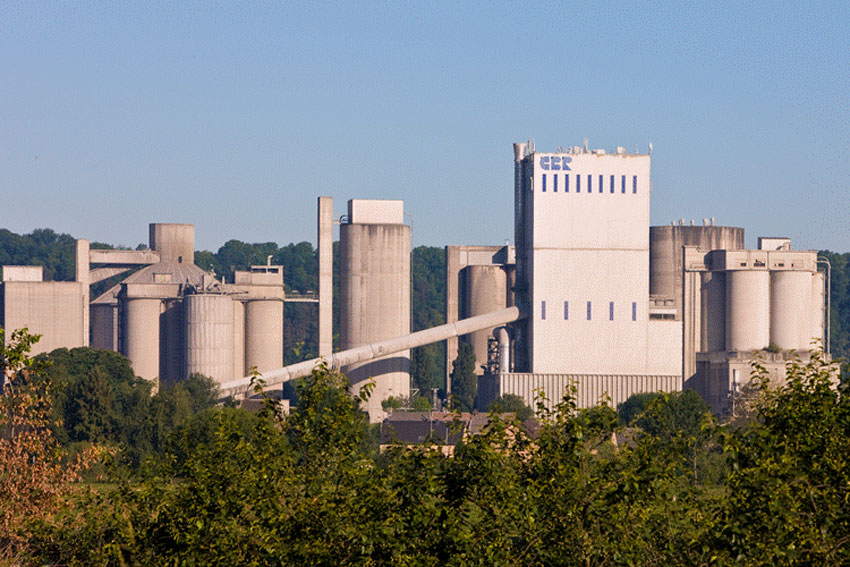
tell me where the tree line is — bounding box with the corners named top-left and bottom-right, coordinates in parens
top-left (1, 327), bottom-right (849, 565)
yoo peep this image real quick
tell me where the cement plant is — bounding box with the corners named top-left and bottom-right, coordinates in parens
top-left (1, 142), bottom-right (830, 423)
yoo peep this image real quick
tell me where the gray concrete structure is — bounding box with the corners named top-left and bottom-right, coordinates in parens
top-left (185, 293), bottom-right (234, 382)
top-left (649, 223), bottom-right (744, 320)
top-left (220, 305), bottom-right (528, 400)
top-left (340, 199), bottom-right (411, 422)
top-left (317, 196), bottom-right (334, 359)
top-left (682, 244), bottom-right (826, 414)
top-left (444, 245), bottom-right (515, 389)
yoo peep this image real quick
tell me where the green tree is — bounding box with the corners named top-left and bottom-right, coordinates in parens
top-left (722, 351), bottom-right (850, 565)
top-left (617, 391), bottom-right (662, 425)
top-left (450, 342), bottom-right (477, 412)
top-left (488, 393), bottom-right (534, 421)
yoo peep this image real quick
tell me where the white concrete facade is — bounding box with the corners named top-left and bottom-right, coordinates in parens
top-left (520, 149), bottom-right (676, 376)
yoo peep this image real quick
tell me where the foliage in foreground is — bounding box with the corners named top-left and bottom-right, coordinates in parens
top-left (6, 344), bottom-right (850, 566)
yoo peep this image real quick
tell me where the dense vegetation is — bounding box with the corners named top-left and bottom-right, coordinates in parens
top-left (2, 328), bottom-right (849, 565)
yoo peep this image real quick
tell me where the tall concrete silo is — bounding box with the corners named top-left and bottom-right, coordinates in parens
top-left (244, 299), bottom-right (284, 375)
top-left (185, 293), bottom-right (234, 383)
top-left (463, 264), bottom-right (508, 374)
top-left (122, 297), bottom-right (162, 382)
top-left (726, 270), bottom-right (770, 351)
top-left (340, 199), bottom-right (410, 422)
top-left (769, 271), bottom-right (813, 351)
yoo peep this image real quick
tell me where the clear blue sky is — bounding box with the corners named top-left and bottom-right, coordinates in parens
top-left (2, 2), bottom-right (848, 252)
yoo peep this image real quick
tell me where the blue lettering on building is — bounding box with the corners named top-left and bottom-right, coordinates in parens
top-left (539, 156), bottom-right (571, 171)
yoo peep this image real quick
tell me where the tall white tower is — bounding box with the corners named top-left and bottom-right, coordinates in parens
top-left (514, 145), bottom-right (668, 375)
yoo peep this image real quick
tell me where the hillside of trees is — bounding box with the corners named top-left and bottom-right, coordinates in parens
top-left (2, 327), bottom-right (849, 565)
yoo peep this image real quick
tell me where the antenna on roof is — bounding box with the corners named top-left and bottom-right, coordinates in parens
top-left (583, 138), bottom-right (588, 152)
top-left (648, 141), bottom-right (653, 154)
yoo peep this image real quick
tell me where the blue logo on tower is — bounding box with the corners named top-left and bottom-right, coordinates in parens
top-left (539, 156), bottom-right (571, 171)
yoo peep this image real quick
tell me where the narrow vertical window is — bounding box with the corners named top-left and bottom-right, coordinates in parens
top-left (564, 301), bottom-right (569, 320)
top-left (576, 174), bottom-right (581, 192)
top-left (609, 301), bottom-right (614, 321)
top-left (632, 175), bottom-right (637, 193)
top-left (599, 175), bottom-right (603, 193)
top-left (587, 174), bottom-right (592, 192)
top-left (542, 174), bottom-right (547, 192)
top-left (631, 302), bottom-right (637, 321)
top-left (586, 301), bottom-right (592, 321)
top-left (621, 175), bottom-right (626, 193)
top-left (565, 175), bottom-right (569, 192)
top-left (610, 175), bottom-right (615, 193)
top-left (541, 300), bottom-right (546, 320)
top-left (553, 174), bottom-right (558, 192)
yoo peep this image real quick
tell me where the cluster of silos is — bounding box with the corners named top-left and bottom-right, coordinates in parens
top-left (649, 223), bottom-right (744, 317)
top-left (725, 264), bottom-right (824, 352)
top-left (110, 223), bottom-right (285, 387)
top-left (339, 200), bottom-right (410, 421)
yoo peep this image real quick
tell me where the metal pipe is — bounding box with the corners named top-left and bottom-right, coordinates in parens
top-left (219, 304), bottom-right (529, 399)
top-left (817, 257), bottom-right (831, 355)
top-left (496, 326), bottom-right (510, 373)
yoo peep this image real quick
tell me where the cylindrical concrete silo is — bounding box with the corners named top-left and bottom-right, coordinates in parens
top-left (770, 271), bottom-right (813, 351)
top-left (184, 294), bottom-right (234, 384)
top-left (811, 271), bottom-right (826, 347)
top-left (91, 304), bottom-right (117, 350)
top-left (123, 298), bottom-right (161, 382)
top-left (244, 299), bottom-right (283, 376)
top-left (726, 270), bottom-right (770, 351)
top-left (340, 218), bottom-right (410, 422)
top-left (463, 265), bottom-right (508, 373)
top-left (232, 300), bottom-right (245, 378)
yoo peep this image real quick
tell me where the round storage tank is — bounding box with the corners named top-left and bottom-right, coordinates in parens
top-left (340, 222), bottom-right (410, 422)
top-left (463, 265), bottom-right (508, 373)
top-left (726, 270), bottom-right (770, 351)
top-left (185, 294), bottom-right (234, 384)
top-left (770, 271), bottom-right (813, 351)
top-left (123, 297), bottom-right (161, 382)
top-left (244, 299), bottom-right (283, 375)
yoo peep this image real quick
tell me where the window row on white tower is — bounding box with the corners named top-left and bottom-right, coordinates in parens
top-left (540, 174), bottom-right (638, 194)
top-left (540, 300), bottom-right (637, 322)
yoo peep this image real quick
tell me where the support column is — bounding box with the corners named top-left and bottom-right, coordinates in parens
top-left (318, 196), bottom-right (334, 359)
top-left (75, 239), bottom-right (90, 346)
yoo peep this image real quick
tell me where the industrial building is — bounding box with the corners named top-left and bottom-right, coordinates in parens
top-left (1, 141), bottom-right (829, 421)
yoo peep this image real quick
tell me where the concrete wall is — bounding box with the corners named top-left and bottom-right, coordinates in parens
top-left (0, 281), bottom-right (86, 356)
top-left (149, 223), bottom-right (194, 264)
top-left (340, 213), bottom-right (410, 423)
